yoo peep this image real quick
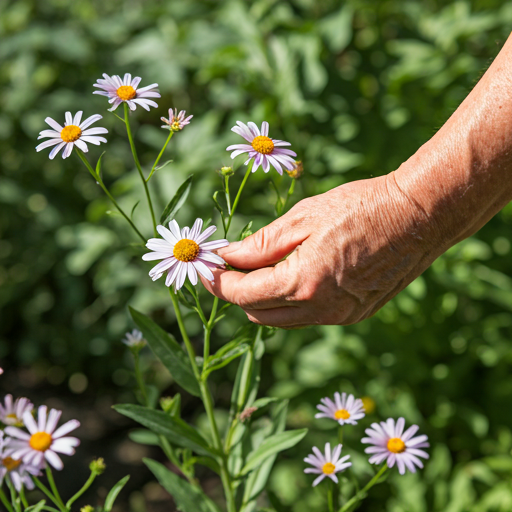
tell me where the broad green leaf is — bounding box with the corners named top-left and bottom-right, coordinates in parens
top-left (104, 475), bottom-right (130, 512)
top-left (204, 343), bottom-right (249, 377)
top-left (114, 404), bottom-right (214, 456)
top-left (160, 175), bottom-right (193, 225)
top-left (144, 458), bottom-right (221, 512)
top-left (240, 429), bottom-right (308, 476)
top-left (130, 307), bottom-right (200, 397)
top-left (24, 501), bottom-right (46, 512)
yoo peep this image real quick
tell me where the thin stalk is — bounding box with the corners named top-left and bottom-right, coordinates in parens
top-left (32, 477), bottom-right (65, 512)
top-left (19, 486), bottom-right (29, 509)
top-left (45, 468), bottom-right (66, 512)
top-left (133, 350), bottom-right (149, 406)
top-left (338, 465), bottom-right (388, 512)
top-left (169, 291), bottom-right (236, 512)
top-left (225, 161), bottom-right (253, 235)
top-left (65, 471), bottom-right (97, 509)
top-left (281, 178), bottom-right (296, 214)
top-left (6, 479), bottom-right (20, 512)
top-left (76, 150), bottom-right (146, 243)
top-left (147, 130), bottom-right (174, 182)
top-left (124, 103), bottom-right (157, 235)
top-left (327, 483), bottom-right (334, 512)
top-left (224, 176), bottom-right (232, 215)
top-left (185, 284), bottom-right (208, 326)
top-left (203, 297), bottom-right (219, 362)
top-left (0, 488), bottom-right (14, 512)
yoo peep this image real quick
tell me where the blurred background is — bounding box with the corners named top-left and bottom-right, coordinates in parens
top-left (2, 0), bottom-right (512, 510)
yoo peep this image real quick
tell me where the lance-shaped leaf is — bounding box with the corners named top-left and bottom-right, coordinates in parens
top-left (114, 404), bottom-right (215, 456)
top-left (203, 344), bottom-right (250, 378)
top-left (145, 458), bottom-right (221, 512)
top-left (160, 175), bottom-right (193, 226)
top-left (130, 307), bottom-right (200, 397)
top-left (24, 501), bottom-right (46, 512)
top-left (239, 428), bottom-right (308, 476)
top-left (104, 475), bottom-right (130, 512)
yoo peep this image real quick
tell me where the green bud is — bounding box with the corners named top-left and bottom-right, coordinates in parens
top-left (218, 166), bottom-right (234, 177)
top-left (160, 396), bottom-right (174, 413)
top-left (81, 506), bottom-right (94, 512)
top-left (90, 457), bottom-right (106, 474)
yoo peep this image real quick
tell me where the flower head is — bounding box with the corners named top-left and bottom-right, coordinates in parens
top-left (161, 108), bottom-right (193, 132)
top-left (4, 406), bottom-right (80, 470)
top-left (227, 121), bottom-right (296, 175)
top-left (143, 220), bottom-right (228, 292)
top-left (122, 329), bottom-right (146, 349)
top-left (0, 431), bottom-right (40, 491)
top-left (315, 392), bottom-right (366, 426)
top-left (362, 417), bottom-right (429, 475)
top-left (0, 395), bottom-right (33, 427)
top-left (36, 112), bottom-right (107, 160)
top-left (93, 73), bottom-right (160, 112)
top-left (304, 443), bottom-right (351, 487)
top-left (286, 160), bottom-right (303, 179)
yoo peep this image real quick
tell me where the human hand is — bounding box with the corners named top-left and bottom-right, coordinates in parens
top-left (203, 173), bottom-right (442, 328)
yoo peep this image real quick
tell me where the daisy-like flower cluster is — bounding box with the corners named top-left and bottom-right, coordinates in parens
top-left (0, 395), bottom-right (80, 491)
top-left (304, 390), bottom-right (429, 488)
top-left (122, 329), bottom-right (147, 349)
top-left (142, 219), bottom-right (228, 292)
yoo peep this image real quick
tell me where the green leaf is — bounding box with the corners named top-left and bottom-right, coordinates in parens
top-left (212, 190), bottom-right (224, 216)
top-left (114, 404), bottom-right (214, 456)
top-left (160, 175), bottom-right (193, 225)
top-left (130, 307), bottom-right (200, 397)
top-left (238, 221), bottom-right (253, 241)
top-left (95, 151), bottom-right (106, 177)
top-left (204, 344), bottom-right (249, 377)
top-left (24, 501), bottom-right (46, 512)
top-left (240, 429), bottom-right (308, 476)
top-left (128, 428), bottom-right (160, 446)
top-left (144, 458), bottom-right (221, 512)
top-left (104, 475), bottom-right (130, 512)
top-left (155, 159), bottom-right (173, 171)
top-left (130, 200), bottom-right (140, 220)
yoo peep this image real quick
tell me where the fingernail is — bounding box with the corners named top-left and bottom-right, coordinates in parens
top-left (219, 241), bottom-right (242, 255)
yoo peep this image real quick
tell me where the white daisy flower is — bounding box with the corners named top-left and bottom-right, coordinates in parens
top-left (0, 395), bottom-right (33, 427)
top-left (93, 73), bottom-right (160, 112)
top-left (0, 432), bottom-right (40, 491)
top-left (227, 121), bottom-right (297, 175)
top-left (304, 442), bottom-right (352, 487)
top-left (315, 392), bottom-right (366, 426)
top-left (122, 329), bottom-right (146, 349)
top-left (36, 111), bottom-right (108, 160)
top-left (142, 219), bottom-right (229, 292)
top-left (362, 417), bottom-right (429, 475)
top-left (4, 406), bottom-right (80, 471)
top-left (161, 108), bottom-right (193, 132)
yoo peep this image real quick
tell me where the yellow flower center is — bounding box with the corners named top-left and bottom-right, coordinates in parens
top-left (334, 409), bottom-right (350, 420)
top-left (171, 121), bottom-right (182, 131)
top-left (2, 457), bottom-right (21, 472)
top-left (387, 437), bottom-right (406, 454)
top-left (117, 85), bottom-right (137, 100)
top-left (322, 462), bottom-right (336, 475)
top-left (29, 432), bottom-right (52, 452)
top-left (173, 239), bottom-right (200, 262)
top-left (6, 413), bottom-right (17, 420)
top-left (60, 125), bottom-right (82, 143)
top-left (251, 135), bottom-right (274, 155)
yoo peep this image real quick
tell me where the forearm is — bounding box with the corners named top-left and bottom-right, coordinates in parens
top-left (394, 32), bottom-right (512, 254)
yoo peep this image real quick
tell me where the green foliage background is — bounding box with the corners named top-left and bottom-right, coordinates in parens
top-left (2, 0), bottom-right (512, 510)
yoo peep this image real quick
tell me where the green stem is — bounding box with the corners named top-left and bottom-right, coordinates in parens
top-left (225, 161), bottom-right (253, 236)
top-left (203, 297), bottom-right (219, 362)
top-left (76, 150), bottom-right (146, 243)
top-left (0, 488), bottom-right (14, 512)
top-left (45, 468), bottom-right (66, 512)
top-left (224, 176), bottom-right (232, 215)
top-left (65, 471), bottom-right (97, 509)
top-left (327, 483), bottom-right (334, 512)
top-left (124, 103), bottom-right (158, 236)
top-left (32, 477), bottom-right (65, 512)
top-left (6, 479), bottom-right (20, 512)
top-left (338, 465), bottom-right (388, 512)
top-left (19, 486), bottom-right (28, 509)
top-left (281, 178), bottom-right (296, 214)
top-left (147, 130), bottom-right (174, 182)
top-left (133, 350), bottom-right (149, 406)
top-left (169, 291), bottom-right (236, 512)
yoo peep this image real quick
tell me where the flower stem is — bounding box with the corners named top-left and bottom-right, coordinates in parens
top-left (75, 150), bottom-right (146, 243)
top-left (133, 350), bottom-right (149, 406)
top-left (123, 103), bottom-right (158, 236)
top-left (169, 291), bottom-right (236, 512)
top-left (5, 479), bottom-right (19, 512)
top-left (45, 467), bottom-right (66, 512)
top-left (327, 483), bottom-right (334, 512)
top-left (338, 465), bottom-right (388, 512)
top-left (32, 476), bottom-right (65, 512)
top-left (18, 486), bottom-right (29, 509)
top-left (147, 130), bottom-right (174, 182)
top-left (203, 296), bottom-right (219, 362)
top-left (65, 470), bottom-right (97, 509)
top-left (0, 488), bottom-right (14, 512)
top-left (225, 161), bottom-right (253, 236)
top-left (281, 178), bottom-right (296, 214)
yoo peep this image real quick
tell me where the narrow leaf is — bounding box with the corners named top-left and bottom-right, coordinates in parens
top-left (144, 458), bottom-right (221, 512)
top-left (238, 221), bottom-right (253, 241)
top-left (130, 307), bottom-right (200, 396)
top-left (95, 151), bottom-right (106, 177)
top-left (114, 404), bottom-right (214, 456)
top-left (24, 501), bottom-right (46, 512)
top-left (130, 200), bottom-right (140, 220)
top-left (204, 344), bottom-right (249, 377)
top-left (160, 175), bottom-right (193, 225)
top-left (104, 475), bottom-right (130, 512)
top-left (212, 190), bottom-right (224, 216)
top-left (155, 159), bottom-right (173, 171)
top-left (240, 429), bottom-right (308, 476)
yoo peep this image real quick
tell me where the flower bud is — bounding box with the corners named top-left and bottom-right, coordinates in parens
top-left (218, 166), bottom-right (234, 177)
top-left (81, 506), bottom-right (94, 512)
top-left (160, 396), bottom-right (174, 413)
top-left (240, 406), bottom-right (258, 423)
top-left (90, 457), bottom-right (106, 474)
top-left (286, 160), bottom-right (303, 179)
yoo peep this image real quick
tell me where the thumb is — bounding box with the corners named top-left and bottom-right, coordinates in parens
top-left (218, 206), bottom-right (311, 269)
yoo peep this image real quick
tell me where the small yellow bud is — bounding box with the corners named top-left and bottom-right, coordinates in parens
top-left (89, 458), bottom-right (106, 474)
top-left (218, 166), bottom-right (234, 177)
top-left (81, 506), bottom-right (94, 512)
